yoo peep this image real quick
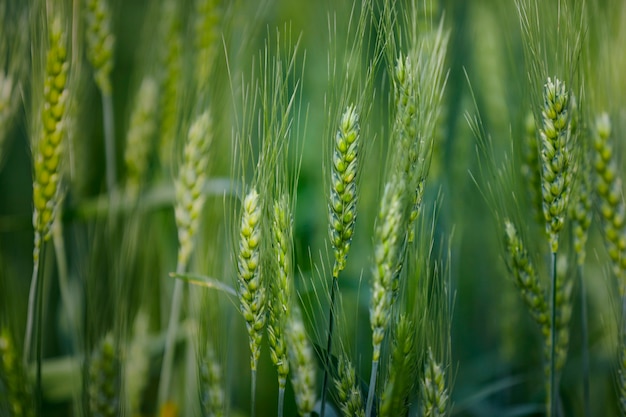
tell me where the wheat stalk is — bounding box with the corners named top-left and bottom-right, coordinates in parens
top-left (24, 16), bottom-right (71, 393)
top-left (159, 109), bottom-right (213, 407)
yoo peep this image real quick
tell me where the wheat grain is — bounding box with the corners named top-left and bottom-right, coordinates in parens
top-left (84, 0), bottom-right (114, 95)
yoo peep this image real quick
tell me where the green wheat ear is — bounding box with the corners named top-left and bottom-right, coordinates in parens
top-left (175, 109), bottom-right (213, 268)
top-left (124, 76), bottom-right (158, 200)
top-left (236, 187), bottom-right (266, 373)
top-left (421, 348), bottom-right (449, 417)
top-left (334, 354), bottom-right (365, 417)
top-left (32, 16), bottom-right (69, 250)
top-left (268, 195), bottom-right (293, 391)
top-left (521, 111), bottom-right (543, 221)
top-left (199, 342), bottom-right (225, 417)
top-left (539, 77), bottom-right (571, 253)
top-left (84, 0), bottom-right (114, 95)
top-left (286, 305), bottom-right (316, 417)
top-left (329, 105), bottom-right (360, 278)
top-left (503, 220), bottom-right (550, 335)
top-left (89, 333), bottom-right (120, 417)
top-left (370, 176), bottom-right (407, 363)
top-left (0, 327), bottom-right (34, 417)
top-left (380, 315), bottom-right (417, 417)
top-left (592, 113), bottom-right (626, 292)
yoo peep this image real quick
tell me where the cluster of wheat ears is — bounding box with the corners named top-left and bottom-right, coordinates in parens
top-left (1, 0), bottom-right (626, 416)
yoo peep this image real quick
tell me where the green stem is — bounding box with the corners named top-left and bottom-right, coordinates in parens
top-left (102, 92), bottom-right (116, 196)
top-left (24, 233), bottom-right (44, 364)
top-left (53, 217), bottom-right (75, 342)
top-left (158, 261), bottom-right (185, 408)
top-left (365, 359), bottom-right (378, 417)
top-left (277, 386), bottom-right (285, 417)
top-left (251, 368), bottom-right (257, 417)
top-left (578, 265), bottom-right (590, 417)
top-left (550, 251), bottom-right (558, 417)
top-left (35, 242), bottom-right (47, 414)
top-left (320, 275), bottom-right (338, 417)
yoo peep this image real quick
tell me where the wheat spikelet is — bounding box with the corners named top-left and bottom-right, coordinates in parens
top-left (329, 105), bottom-right (360, 278)
top-left (175, 109), bottom-right (213, 268)
top-left (124, 76), bottom-right (158, 199)
top-left (421, 348), bottom-right (448, 417)
top-left (84, 0), bottom-right (114, 95)
top-left (89, 333), bottom-right (120, 417)
top-left (268, 195), bottom-right (292, 390)
top-left (236, 188), bottom-right (266, 372)
top-left (286, 305), bottom-right (316, 417)
top-left (0, 328), bottom-right (33, 417)
top-left (334, 354), bottom-right (365, 417)
top-left (539, 77), bottom-right (571, 253)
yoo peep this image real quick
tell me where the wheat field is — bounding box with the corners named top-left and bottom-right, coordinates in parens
top-left (1, 0), bottom-right (626, 416)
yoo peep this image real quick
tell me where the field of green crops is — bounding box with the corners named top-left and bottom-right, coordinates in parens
top-left (1, 0), bottom-right (626, 416)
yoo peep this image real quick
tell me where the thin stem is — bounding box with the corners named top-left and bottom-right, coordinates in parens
top-left (365, 359), bottom-right (379, 417)
top-left (550, 251), bottom-right (558, 417)
top-left (102, 92), bottom-right (116, 195)
top-left (320, 275), bottom-right (338, 417)
top-left (578, 264), bottom-right (590, 417)
top-left (277, 385), bottom-right (285, 417)
top-left (35, 242), bottom-right (47, 414)
top-left (158, 261), bottom-right (185, 408)
top-left (251, 368), bottom-right (257, 417)
top-left (53, 216), bottom-right (74, 339)
top-left (24, 233), bottom-right (44, 364)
